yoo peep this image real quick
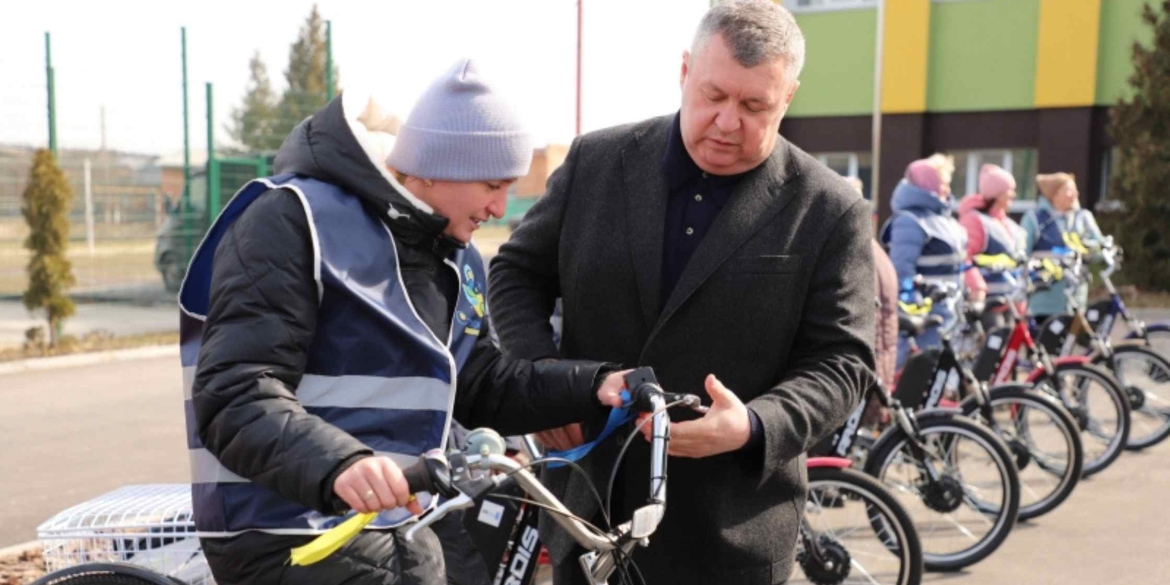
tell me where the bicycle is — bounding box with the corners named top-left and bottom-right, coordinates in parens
top-left (813, 359), bottom-right (1021, 572)
top-left (794, 457), bottom-right (923, 585)
top-left (894, 281), bottom-right (1082, 522)
top-left (1032, 244), bottom-right (1170, 450)
top-left (960, 258), bottom-right (1131, 477)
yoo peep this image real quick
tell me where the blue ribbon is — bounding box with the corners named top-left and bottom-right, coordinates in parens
top-left (545, 390), bottom-right (633, 468)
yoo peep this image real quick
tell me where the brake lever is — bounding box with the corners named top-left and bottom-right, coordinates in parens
top-left (404, 492), bottom-right (475, 542)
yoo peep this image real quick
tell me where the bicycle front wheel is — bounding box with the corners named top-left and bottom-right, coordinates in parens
top-left (863, 413), bottom-right (1020, 572)
top-left (30, 563), bottom-right (179, 585)
top-left (1099, 345), bottom-right (1170, 450)
top-left (961, 385), bottom-right (1083, 520)
top-left (1035, 363), bottom-right (1130, 476)
top-left (795, 466), bottom-right (923, 585)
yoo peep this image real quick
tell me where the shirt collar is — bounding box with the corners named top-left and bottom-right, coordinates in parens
top-left (660, 112), bottom-right (744, 191)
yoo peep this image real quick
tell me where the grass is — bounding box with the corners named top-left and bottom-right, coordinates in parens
top-left (0, 237), bottom-right (158, 296)
top-left (0, 330), bottom-right (179, 363)
top-left (1116, 288), bottom-right (1170, 309)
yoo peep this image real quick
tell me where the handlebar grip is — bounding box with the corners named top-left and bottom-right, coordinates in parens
top-left (401, 459), bottom-right (435, 495)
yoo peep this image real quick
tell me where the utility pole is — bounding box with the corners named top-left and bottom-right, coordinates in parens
top-left (576, 0), bottom-right (583, 136)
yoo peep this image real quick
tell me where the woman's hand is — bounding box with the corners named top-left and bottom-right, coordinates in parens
top-left (333, 456), bottom-right (424, 516)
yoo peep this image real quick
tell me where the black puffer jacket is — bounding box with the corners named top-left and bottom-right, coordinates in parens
top-left (190, 95), bottom-right (610, 517)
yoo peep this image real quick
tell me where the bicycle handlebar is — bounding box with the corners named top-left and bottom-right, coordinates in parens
top-left (396, 367), bottom-right (697, 583)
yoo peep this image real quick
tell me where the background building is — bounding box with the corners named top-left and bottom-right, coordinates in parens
top-left (778, 0), bottom-right (1156, 220)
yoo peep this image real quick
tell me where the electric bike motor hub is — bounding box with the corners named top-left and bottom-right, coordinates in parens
top-left (920, 475), bottom-right (965, 513)
top-left (798, 535), bottom-right (852, 585)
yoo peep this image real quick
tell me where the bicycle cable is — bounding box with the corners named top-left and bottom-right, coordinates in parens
top-left (504, 456), bottom-right (612, 529)
top-left (605, 399), bottom-right (687, 523)
top-left (486, 494), bottom-right (610, 538)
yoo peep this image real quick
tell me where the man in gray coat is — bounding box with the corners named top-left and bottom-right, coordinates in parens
top-left (488, 1), bottom-right (876, 583)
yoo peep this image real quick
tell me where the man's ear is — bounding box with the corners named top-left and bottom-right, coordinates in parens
top-left (784, 79), bottom-right (801, 107)
top-left (680, 50), bottom-right (691, 89)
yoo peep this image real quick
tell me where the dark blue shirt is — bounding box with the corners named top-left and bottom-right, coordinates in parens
top-left (658, 113), bottom-right (763, 452)
top-left (659, 114), bottom-right (742, 305)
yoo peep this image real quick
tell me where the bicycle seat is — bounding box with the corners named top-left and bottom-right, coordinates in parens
top-left (966, 301), bottom-right (986, 320)
top-left (985, 296), bottom-right (1011, 311)
top-left (898, 313), bottom-right (944, 336)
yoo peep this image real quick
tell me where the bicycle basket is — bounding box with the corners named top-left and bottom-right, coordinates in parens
top-left (36, 484), bottom-right (211, 584)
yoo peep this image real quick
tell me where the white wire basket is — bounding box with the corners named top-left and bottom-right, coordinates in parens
top-left (36, 484), bottom-right (214, 584)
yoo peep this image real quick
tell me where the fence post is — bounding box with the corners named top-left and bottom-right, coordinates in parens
top-left (45, 32), bottom-right (57, 157)
top-left (84, 158), bottom-right (95, 255)
top-left (206, 82), bottom-right (220, 218)
top-left (326, 20), bottom-right (334, 102)
top-left (181, 27), bottom-right (190, 210)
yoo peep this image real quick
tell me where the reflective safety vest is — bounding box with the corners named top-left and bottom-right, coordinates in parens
top-left (973, 211), bottom-right (1027, 295)
top-left (178, 174), bottom-right (485, 535)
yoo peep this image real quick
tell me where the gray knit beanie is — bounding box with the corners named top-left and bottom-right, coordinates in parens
top-left (388, 59), bottom-right (533, 181)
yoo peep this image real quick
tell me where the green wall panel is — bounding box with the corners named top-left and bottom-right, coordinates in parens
top-left (1096, 0), bottom-right (1156, 105)
top-left (926, 0), bottom-right (1041, 112)
top-left (788, 9), bottom-right (877, 118)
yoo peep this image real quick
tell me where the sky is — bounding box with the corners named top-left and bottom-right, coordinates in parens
top-left (0, 0), bottom-right (712, 158)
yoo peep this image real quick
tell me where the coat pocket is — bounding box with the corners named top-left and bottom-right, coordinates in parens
top-left (730, 254), bottom-right (802, 274)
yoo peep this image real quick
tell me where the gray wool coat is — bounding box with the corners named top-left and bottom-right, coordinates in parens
top-left (488, 115), bottom-right (877, 585)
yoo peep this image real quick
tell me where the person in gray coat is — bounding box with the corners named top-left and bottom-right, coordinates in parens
top-left (488, 2), bottom-right (876, 583)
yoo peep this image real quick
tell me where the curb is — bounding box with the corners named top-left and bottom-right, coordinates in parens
top-left (0, 540), bottom-right (40, 561)
top-left (0, 344), bottom-right (179, 376)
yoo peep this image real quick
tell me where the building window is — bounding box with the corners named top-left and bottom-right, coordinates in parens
top-left (784, 0), bottom-right (876, 13)
top-left (1097, 147), bottom-right (1123, 212)
top-left (946, 149), bottom-right (1039, 213)
top-left (814, 151), bottom-right (873, 200)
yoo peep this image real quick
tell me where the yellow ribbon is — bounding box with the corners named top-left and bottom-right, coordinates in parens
top-left (973, 253), bottom-right (1019, 271)
top-left (1062, 232), bottom-right (1089, 255)
top-left (1039, 258), bottom-right (1064, 283)
top-left (898, 298), bottom-right (933, 316)
top-left (289, 512), bottom-right (377, 566)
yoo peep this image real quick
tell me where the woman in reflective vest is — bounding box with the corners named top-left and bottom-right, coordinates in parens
top-left (882, 155), bottom-right (968, 367)
top-left (958, 164), bottom-right (1028, 324)
top-left (1021, 173), bottom-right (1105, 322)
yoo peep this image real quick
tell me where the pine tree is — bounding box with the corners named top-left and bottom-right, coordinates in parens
top-left (228, 51), bottom-right (282, 152)
top-left (274, 5), bottom-right (339, 140)
top-left (1110, 0), bottom-right (1170, 291)
top-left (21, 149), bottom-right (76, 346)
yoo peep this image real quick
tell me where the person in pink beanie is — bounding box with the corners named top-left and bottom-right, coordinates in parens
top-left (958, 164), bottom-right (1027, 305)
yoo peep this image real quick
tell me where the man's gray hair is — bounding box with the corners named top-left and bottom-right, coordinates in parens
top-left (692, 0), bottom-right (806, 80)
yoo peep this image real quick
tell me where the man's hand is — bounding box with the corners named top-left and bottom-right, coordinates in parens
top-left (535, 369), bottom-right (631, 451)
top-left (333, 456), bottom-right (424, 516)
top-left (640, 374), bottom-right (751, 458)
top-left (535, 425), bottom-right (585, 451)
top-left (596, 369), bottom-right (633, 408)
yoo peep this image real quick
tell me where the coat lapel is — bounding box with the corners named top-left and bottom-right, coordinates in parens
top-left (652, 140), bottom-right (799, 339)
top-left (621, 119), bottom-right (673, 330)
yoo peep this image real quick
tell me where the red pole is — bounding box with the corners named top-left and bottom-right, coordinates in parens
top-left (576, 0), bottom-right (583, 136)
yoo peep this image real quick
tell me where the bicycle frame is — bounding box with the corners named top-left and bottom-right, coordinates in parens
top-left (402, 377), bottom-right (677, 585)
top-left (984, 294), bottom-right (1085, 387)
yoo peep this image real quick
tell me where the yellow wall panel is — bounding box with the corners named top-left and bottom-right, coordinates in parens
top-left (1035, 0), bottom-right (1102, 107)
top-left (881, 0), bottom-right (931, 113)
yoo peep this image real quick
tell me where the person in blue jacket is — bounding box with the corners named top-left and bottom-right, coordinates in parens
top-left (1021, 172), bottom-right (1105, 323)
top-left (881, 155), bottom-right (969, 367)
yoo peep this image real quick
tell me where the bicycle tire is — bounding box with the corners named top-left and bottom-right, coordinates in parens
top-left (1142, 328), bottom-right (1170, 362)
top-left (959, 384), bottom-right (1083, 520)
top-left (802, 466), bottom-right (923, 585)
top-left (30, 563), bottom-right (181, 585)
top-left (1095, 344), bottom-right (1170, 450)
top-left (863, 412), bottom-right (1020, 572)
top-left (1035, 363), bottom-right (1130, 476)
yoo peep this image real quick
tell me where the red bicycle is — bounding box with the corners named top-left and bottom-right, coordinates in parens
top-left (965, 264), bottom-right (1130, 477)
